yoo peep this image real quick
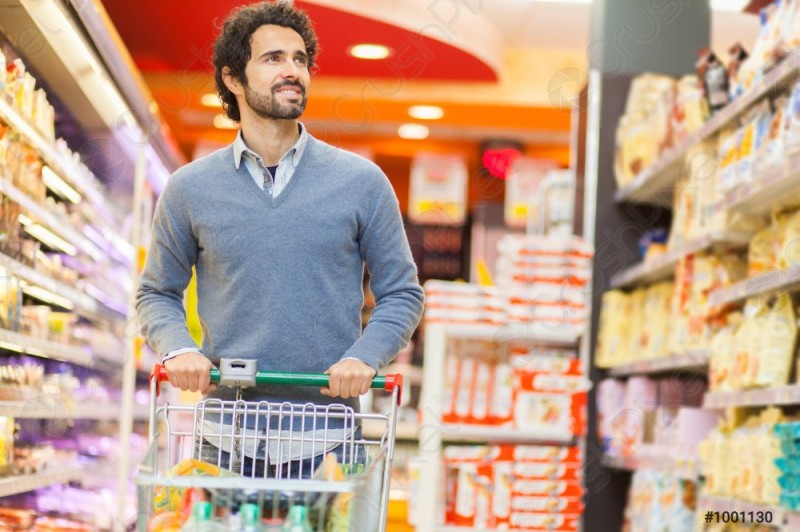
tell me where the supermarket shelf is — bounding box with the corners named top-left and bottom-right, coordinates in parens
top-left (726, 166), bottom-right (800, 220)
top-left (0, 98), bottom-right (131, 268)
top-left (439, 424), bottom-right (573, 444)
top-left (0, 328), bottom-right (92, 366)
top-left (0, 251), bottom-right (125, 322)
top-left (437, 322), bottom-right (582, 346)
top-left (606, 349), bottom-right (710, 377)
top-left (615, 50), bottom-right (800, 206)
top-left (704, 385), bottom-right (800, 409)
top-left (602, 453), bottom-right (701, 481)
top-left (0, 465), bottom-right (83, 497)
top-left (0, 97), bottom-right (112, 227)
top-left (0, 399), bottom-right (148, 420)
top-left (708, 264), bottom-right (800, 309)
top-left (698, 494), bottom-right (786, 524)
top-left (0, 173), bottom-right (101, 261)
top-left (610, 232), bottom-right (751, 289)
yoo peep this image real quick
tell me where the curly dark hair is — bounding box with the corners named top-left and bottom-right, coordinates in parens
top-left (212, 2), bottom-right (319, 122)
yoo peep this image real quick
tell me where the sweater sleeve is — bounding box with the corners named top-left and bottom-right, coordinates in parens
top-left (342, 174), bottom-right (425, 370)
top-left (135, 176), bottom-right (201, 357)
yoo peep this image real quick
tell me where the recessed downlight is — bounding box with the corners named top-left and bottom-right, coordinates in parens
top-left (409, 105), bottom-right (444, 120)
top-left (213, 114), bottom-right (237, 130)
top-left (398, 124), bottom-right (429, 140)
top-left (201, 93), bottom-right (222, 107)
top-left (349, 44), bottom-right (391, 60)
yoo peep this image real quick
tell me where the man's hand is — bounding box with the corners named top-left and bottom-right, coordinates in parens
top-left (164, 352), bottom-right (215, 393)
top-left (322, 359), bottom-right (376, 399)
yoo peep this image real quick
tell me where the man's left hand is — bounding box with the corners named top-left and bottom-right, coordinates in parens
top-left (322, 359), bottom-right (376, 399)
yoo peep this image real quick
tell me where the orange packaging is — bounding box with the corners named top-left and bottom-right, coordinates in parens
top-left (511, 479), bottom-right (584, 498)
top-left (512, 462), bottom-right (582, 481)
top-left (474, 474), bottom-right (492, 530)
top-left (489, 364), bottom-right (515, 425)
top-left (512, 356), bottom-right (582, 375)
top-left (510, 496), bottom-right (584, 514)
top-left (516, 372), bottom-right (588, 393)
top-left (491, 462), bottom-right (513, 524)
top-left (454, 358), bottom-right (475, 422)
top-left (509, 512), bottom-right (580, 531)
top-left (453, 465), bottom-right (478, 526)
top-left (470, 362), bottom-right (493, 423)
top-left (500, 444), bottom-right (582, 463)
top-left (443, 355), bottom-right (461, 423)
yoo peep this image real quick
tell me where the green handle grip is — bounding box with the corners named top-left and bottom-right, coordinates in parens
top-left (151, 364), bottom-right (403, 400)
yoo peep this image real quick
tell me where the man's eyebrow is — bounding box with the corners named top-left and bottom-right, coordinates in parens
top-left (257, 49), bottom-right (308, 60)
top-left (257, 49), bottom-right (286, 59)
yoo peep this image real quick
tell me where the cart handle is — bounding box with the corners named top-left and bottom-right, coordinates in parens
top-left (150, 364), bottom-right (403, 402)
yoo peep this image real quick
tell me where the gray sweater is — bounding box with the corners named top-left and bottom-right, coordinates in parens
top-left (136, 135), bottom-right (424, 415)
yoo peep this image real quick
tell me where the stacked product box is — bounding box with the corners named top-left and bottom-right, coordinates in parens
top-left (424, 280), bottom-right (507, 326)
top-left (444, 444), bottom-right (583, 531)
top-left (440, 342), bottom-right (588, 437)
top-left (495, 236), bottom-right (592, 330)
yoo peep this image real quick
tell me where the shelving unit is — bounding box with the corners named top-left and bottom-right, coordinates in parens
top-left (0, 328), bottom-right (92, 366)
top-left (614, 50), bottom-right (800, 207)
top-left (417, 321), bottom-right (583, 529)
top-left (606, 349), bottom-right (710, 377)
top-left (0, 400), bottom-right (150, 420)
top-left (610, 232), bottom-right (750, 289)
top-left (704, 385), bottom-right (800, 409)
top-left (0, 465), bottom-right (84, 498)
top-left (726, 166), bottom-right (800, 219)
top-left (708, 265), bottom-right (800, 309)
top-left (437, 424), bottom-right (574, 444)
top-left (601, 453), bottom-right (701, 481)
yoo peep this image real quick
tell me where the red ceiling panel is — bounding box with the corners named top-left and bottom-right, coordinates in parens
top-left (101, 0), bottom-right (497, 81)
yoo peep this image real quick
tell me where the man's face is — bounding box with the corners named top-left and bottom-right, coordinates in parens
top-left (242, 24), bottom-right (310, 120)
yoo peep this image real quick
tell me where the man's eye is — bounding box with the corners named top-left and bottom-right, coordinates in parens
top-left (295, 57), bottom-right (308, 65)
top-left (267, 55), bottom-right (280, 62)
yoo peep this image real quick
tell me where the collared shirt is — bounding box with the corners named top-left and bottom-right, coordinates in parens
top-left (232, 122), bottom-right (309, 197)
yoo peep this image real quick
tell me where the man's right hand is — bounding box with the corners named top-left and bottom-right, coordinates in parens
top-left (164, 352), bottom-right (215, 393)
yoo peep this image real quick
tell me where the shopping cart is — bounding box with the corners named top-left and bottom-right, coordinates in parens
top-left (135, 358), bottom-right (402, 532)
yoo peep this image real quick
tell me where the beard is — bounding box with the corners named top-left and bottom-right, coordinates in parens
top-left (244, 80), bottom-right (307, 120)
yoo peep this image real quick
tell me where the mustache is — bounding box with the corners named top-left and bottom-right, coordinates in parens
top-left (272, 81), bottom-right (305, 95)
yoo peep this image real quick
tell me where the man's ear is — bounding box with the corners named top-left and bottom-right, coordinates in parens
top-left (222, 67), bottom-right (243, 95)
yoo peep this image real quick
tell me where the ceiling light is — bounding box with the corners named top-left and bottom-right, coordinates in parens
top-left (710, 0), bottom-right (748, 10)
top-left (42, 166), bottom-right (82, 204)
top-left (409, 105), bottom-right (444, 120)
top-left (398, 124), bottom-right (429, 140)
top-left (201, 93), bottom-right (222, 108)
top-left (213, 114), bottom-right (238, 130)
top-left (349, 44), bottom-right (391, 60)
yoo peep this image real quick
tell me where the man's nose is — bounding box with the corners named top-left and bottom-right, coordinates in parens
top-left (281, 61), bottom-right (301, 79)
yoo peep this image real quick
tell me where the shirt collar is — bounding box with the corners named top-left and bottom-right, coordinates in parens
top-left (233, 122), bottom-right (308, 170)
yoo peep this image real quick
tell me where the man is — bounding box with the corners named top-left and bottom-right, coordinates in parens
top-left (135, 2), bottom-right (424, 476)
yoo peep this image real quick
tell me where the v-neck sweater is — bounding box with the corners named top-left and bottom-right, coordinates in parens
top-left (136, 135), bottom-right (424, 416)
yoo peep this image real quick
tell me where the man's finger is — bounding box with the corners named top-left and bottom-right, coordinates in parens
top-left (320, 387), bottom-right (331, 396)
top-left (349, 380), bottom-right (361, 398)
top-left (329, 373), bottom-right (341, 397)
top-left (359, 378), bottom-right (371, 395)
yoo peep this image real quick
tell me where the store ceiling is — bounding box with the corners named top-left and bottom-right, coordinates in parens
top-left (99, 0), bottom-right (576, 168)
top-left (98, 0), bottom-right (760, 183)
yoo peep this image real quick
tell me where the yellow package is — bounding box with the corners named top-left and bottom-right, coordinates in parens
top-left (732, 300), bottom-right (765, 389)
top-left (749, 225), bottom-right (776, 276)
top-left (755, 293), bottom-right (798, 387)
top-left (709, 320), bottom-right (738, 392)
top-left (780, 209), bottom-right (800, 270)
